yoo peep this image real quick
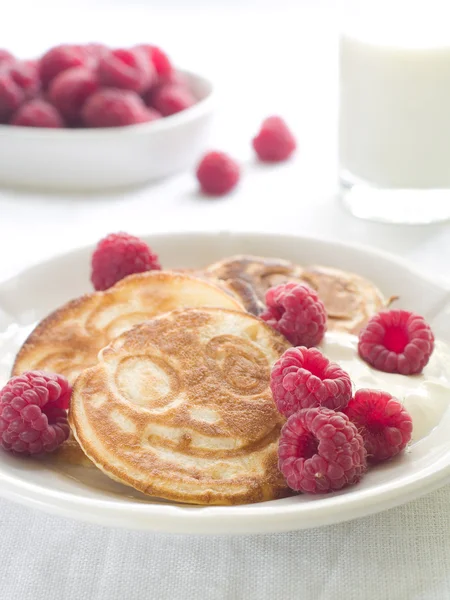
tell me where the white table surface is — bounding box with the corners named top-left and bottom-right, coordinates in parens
top-left (1, 2), bottom-right (450, 599)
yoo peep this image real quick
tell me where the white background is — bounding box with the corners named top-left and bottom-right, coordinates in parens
top-left (1, 1), bottom-right (450, 598)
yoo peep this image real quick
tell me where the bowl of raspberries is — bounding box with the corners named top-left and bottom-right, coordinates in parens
top-left (0, 43), bottom-right (214, 191)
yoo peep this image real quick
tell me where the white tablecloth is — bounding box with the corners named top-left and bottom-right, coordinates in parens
top-left (1, 3), bottom-right (450, 598)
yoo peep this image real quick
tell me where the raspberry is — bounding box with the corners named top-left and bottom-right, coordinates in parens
top-left (196, 151), bottom-right (240, 196)
top-left (82, 89), bottom-right (151, 128)
top-left (48, 67), bottom-right (98, 121)
top-left (151, 83), bottom-right (195, 116)
top-left (344, 389), bottom-right (413, 463)
top-left (11, 99), bottom-right (64, 128)
top-left (358, 309), bottom-right (434, 375)
top-left (7, 60), bottom-right (40, 99)
top-left (142, 70), bottom-right (188, 107)
top-left (39, 44), bottom-right (86, 88)
top-left (260, 282), bottom-right (327, 347)
top-left (252, 116), bottom-right (297, 162)
top-left (271, 347), bottom-right (352, 416)
top-left (98, 48), bottom-right (154, 93)
top-left (91, 232), bottom-right (161, 291)
top-left (82, 43), bottom-right (109, 66)
top-left (0, 72), bottom-right (24, 123)
top-left (0, 49), bottom-right (15, 67)
top-left (0, 371), bottom-right (71, 455)
top-left (136, 45), bottom-right (173, 78)
top-left (278, 407), bottom-right (367, 493)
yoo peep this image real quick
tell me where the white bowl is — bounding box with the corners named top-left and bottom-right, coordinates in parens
top-left (0, 231), bottom-right (449, 535)
top-left (0, 70), bottom-right (214, 191)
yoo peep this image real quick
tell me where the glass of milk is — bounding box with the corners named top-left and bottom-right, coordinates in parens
top-left (339, 1), bottom-right (450, 224)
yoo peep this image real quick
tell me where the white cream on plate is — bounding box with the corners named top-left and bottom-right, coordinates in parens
top-left (319, 332), bottom-right (450, 442)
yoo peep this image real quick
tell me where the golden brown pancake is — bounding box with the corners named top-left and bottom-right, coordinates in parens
top-left (70, 307), bottom-right (291, 505)
top-left (205, 255), bottom-right (386, 333)
top-left (13, 271), bottom-right (244, 466)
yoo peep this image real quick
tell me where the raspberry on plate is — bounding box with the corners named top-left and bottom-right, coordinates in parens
top-left (271, 346), bottom-right (352, 416)
top-left (11, 99), bottom-right (64, 128)
top-left (278, 407), bottom-right (367, 493)
top-left (358, 309), bottom-right (434, 375)
top-left (260, 282), bottom-right (327, 347)
top-left (81, 89), bottom-right (151, 128)
top-left (196, 151), bottom-right (240, 196)
top-left (39, 44), bottom-right (86, 88)
top-left (91, 232), bottom-right (161, 291)
top-left (0, 371), bottom-right (71, 455)
top-left (344, 389), bottom-right (413, 463)
top-left (98, 48), bottom-right (154, 93)
top-left (252, 116), bottom-right (297, 162)
top-left (135, 44), bottom-right (173, 78)
top-left (0, 72), bottom-right (24, 123)
top-left (151, 83), bottom-right (195, 116)
top-left (48, 66), bottom-right (98, 121)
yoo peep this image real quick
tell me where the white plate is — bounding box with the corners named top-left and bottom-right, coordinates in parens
top-left (0, 231), bottom-right (449, 535)
top-left (0, 70), bottom-right (213, 192)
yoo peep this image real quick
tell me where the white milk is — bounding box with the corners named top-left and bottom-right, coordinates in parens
top-left (338, 2), bottom-right (450, 223)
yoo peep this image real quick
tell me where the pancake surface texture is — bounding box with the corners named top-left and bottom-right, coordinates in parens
top-left (70, 307), bottom-right (291, 505)
top-left (13, 272), bottom-right (244, 466)
top-left (206, 254), bottom-right (386, 333)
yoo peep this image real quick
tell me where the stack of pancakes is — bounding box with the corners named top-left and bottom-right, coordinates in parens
top-left (12, 255), bottom-right (386, 505)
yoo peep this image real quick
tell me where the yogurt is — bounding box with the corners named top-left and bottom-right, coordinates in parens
top-left (319, 331), bottom-right (450, 442)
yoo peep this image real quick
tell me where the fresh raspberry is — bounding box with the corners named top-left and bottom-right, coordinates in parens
top-left (0, 72), bottom-right (24, 123)
top-left (271, 347), bottom-right (352, 416)
top-left (82, 43), bottom-right (109, 66)
top-left (196, 151), bottom-right (240, 196)
top-left (151, 83), bottom-right (195, 116)
top-left (142, 70), bottom-right (188, 106)
top-left (91, 232), bottom-right (161, 291)
top-left (39, 44), bottom-right (86, 88)
top-left (260, 282), bottom-right (327, 347)
top-left (0, 49), bottom-right (15, 67)
top-left (358, 309), bottom-right (434, 375)
top-left (48, 67), bottom-right (98, 121)
top-left (136, 45), bottom-right (173, 78)
top-left (98, 48), bottom-right (154, 93)
top-left (0, 371), bottom-right (71, 455)
top-left (344, 389), bottom-right (413, 463)
top-left (81, 89), bottom-right (151, 128)
top-left (11, 99), bottom-right (64, 128)
top-left (252, 116), bottom-right (297, 162)
top-left (7, 60), bottom-right (40, 99)
top-left (278, 407), bottom-right (367, 494)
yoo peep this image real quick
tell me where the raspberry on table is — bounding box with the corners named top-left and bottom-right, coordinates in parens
top-left (278, 407), bottom-right (367, 493)
top-left (11, 99), bottom-right (64, 128)
top-left (0, 371), bottom-right (71, 455)
top-left (135, 44), bottom-right (173, 78)
top-left (344, 389), bottom-right (413, 463)
top-left (81, 89), bottom-right (152, 128)
top-left (196, 151), bottom-right (240, 196)
top-left (358, 309), bottom-right (434, 375)
top-left (252, 116), bottom-right (297, 162)
top-left (0, 72), bottom-right (24, 123)
top-left (98, 48), bottom-right (154, 93)
top-left (151, 83), bottom-right (195, 116)
top-left (48, 67), bottom-right (98, 121)
top-left (91, 232), bottom-right (161, 291)
top-left (261, 282), bottom-right (327, 347)
top-left (271, 346), bottom-right (352, 416)
top-left (39, 44), bottom-right (86, 88)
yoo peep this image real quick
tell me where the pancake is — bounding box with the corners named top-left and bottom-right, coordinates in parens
top-left (70, 307), bottom-right (291, 505)
top-left (13, 271), bottom-right (244, 466)
top-left (205, 255), bottom-right (386, 333)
